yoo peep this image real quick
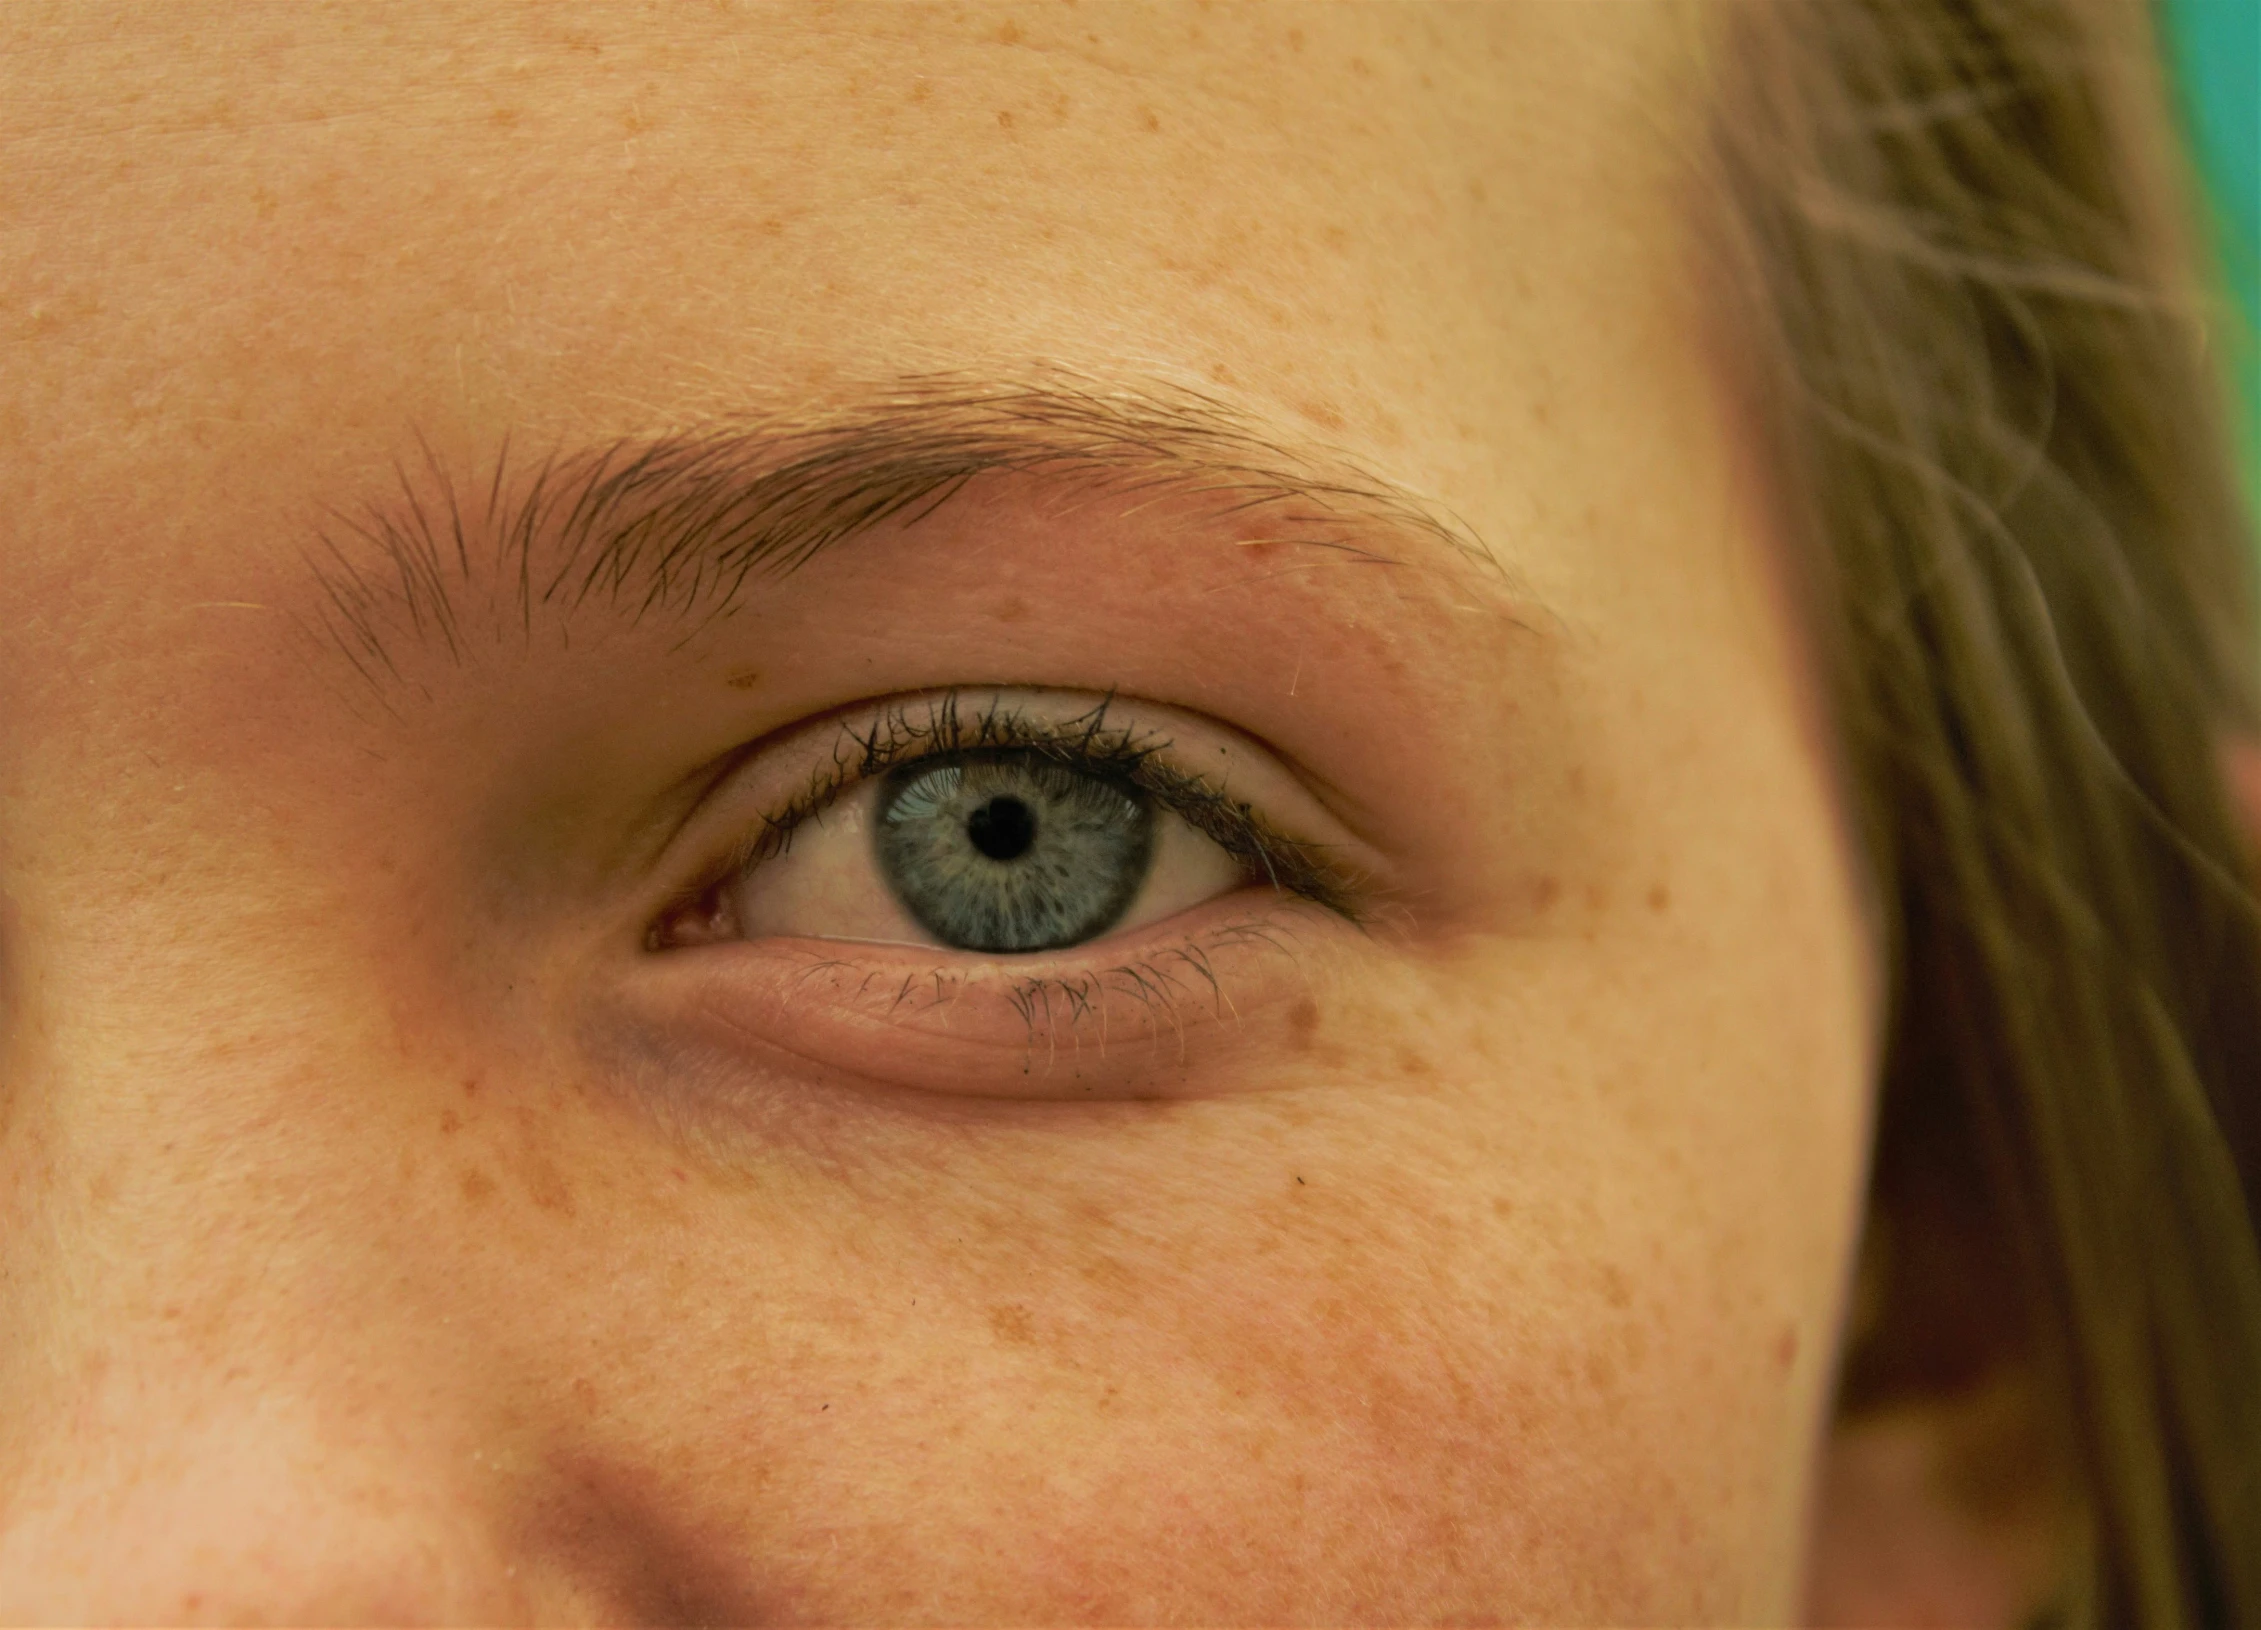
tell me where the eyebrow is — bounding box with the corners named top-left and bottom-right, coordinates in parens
top-left (307, 373), bottom-right (1496, 688)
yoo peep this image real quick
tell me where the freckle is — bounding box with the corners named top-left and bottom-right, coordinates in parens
top-left (1532, 875), bottom-right (1561, 910)
top-left (161, 1304), bottom-right (182, 1320)
top-left (1491, 1196), bottom-right (1514, 1220)
top-left (996, 109), bottom-right (1014, 129)
top-left (1584, 1347), bottom-right (1619, 1394)
top-left (1139, 107), bottom-right (1161, 133)
top-left (1599, 1264), bottom-right (1631, 1309)
top-left (1078, 1253), bottom-right (1138, 1294)
top-left (1585, 882), bottom-right (1608, 910)
top-left (1647, 884), bottom-right (1671, 912)
top-left (489, 105), bottom-right (521, 129)
top-left (995, 19), bottom-right (1022, 43)
top-left (1394, 1047), bottom-right (1432, 1078)
top-left (1286, 998), bottom-right (1321, 1050)
top-left (460, 1168), bottom-right (496, 1207)
top-left (988, 1304), bottom-right (1036, 1345)
top-left (439, 1109), bottom-right (461, 1135)
top-left (462, 1076), bottom-right (481, 1099)
top-left (725, 666), bottom-right (763, 688)
top-left (1773, 1325), bottom-right (1799, 1372)
top-left (1286, 27), bottom-right (1304, 50)
top-left (994, 596), bottom-right (1030, 623)
top-left (1299, 398), bottom-right (1344, 432)
top-left (525, 1155), bottom-right (577, 1218)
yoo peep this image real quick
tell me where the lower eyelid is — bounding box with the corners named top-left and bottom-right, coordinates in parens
top-left (622, 898), bottom-right (1348, 1102)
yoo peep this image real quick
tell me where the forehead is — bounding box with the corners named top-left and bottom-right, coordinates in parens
top-left (0, 4), bottom-right (1701, 587)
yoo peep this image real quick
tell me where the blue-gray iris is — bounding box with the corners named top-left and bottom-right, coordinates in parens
top-left (874, 752), bottom-right (1155, 952)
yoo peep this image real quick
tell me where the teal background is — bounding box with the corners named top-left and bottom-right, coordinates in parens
top-left (2163, 0), bottom-right (2260, 506)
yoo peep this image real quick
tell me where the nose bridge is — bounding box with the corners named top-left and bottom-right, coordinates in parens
top-left (0, 971), bottom-right (541, 1622)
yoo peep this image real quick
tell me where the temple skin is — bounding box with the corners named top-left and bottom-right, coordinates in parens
top-left (0, 4), bottom-right (1874, 1622)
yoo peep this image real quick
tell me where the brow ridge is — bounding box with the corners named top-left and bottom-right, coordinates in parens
top-left (305, 372), bottom-right (1495, 684)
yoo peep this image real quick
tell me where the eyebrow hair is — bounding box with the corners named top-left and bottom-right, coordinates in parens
top-left (307, 373), bottom-right (1495, 688)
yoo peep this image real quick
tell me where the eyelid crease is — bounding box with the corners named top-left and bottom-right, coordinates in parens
top-left (659, 689), bottom-right (1367, 944)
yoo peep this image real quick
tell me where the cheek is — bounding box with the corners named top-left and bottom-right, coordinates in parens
top-left (470, 939), bottom-right (1857, 1624)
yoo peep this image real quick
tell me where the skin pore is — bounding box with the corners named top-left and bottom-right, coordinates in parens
top-left (0, 4), bottom-right (1877, 1622)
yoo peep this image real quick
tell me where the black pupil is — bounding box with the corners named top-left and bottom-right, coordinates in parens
top-left (966, 795), bottom-right (1036, 861)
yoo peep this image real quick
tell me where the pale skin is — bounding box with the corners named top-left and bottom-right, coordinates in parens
top-left (0, 4), bottom-right (1883, 1623)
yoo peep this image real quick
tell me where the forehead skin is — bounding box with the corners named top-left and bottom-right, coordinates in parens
top-left (0, 3), bottom-right (1874, 1624)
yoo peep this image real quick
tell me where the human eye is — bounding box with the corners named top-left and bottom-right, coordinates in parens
top-left (659, 690), bottom-right (1355, 953)
top-left (632, 689), bottom-right (1374, 1098)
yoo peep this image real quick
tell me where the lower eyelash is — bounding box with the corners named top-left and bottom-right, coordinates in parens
top-left (1004, 918), bottom-right (1292, 1034)
top-left (863, 912), bottom-right (1319, 1077)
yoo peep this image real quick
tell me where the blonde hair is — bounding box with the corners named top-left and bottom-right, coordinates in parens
top-left (1711, 0), bottom-right (2261, 1620)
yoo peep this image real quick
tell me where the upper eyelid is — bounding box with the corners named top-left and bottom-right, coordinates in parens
top-left (735, 693), bottom-right (1163, 863)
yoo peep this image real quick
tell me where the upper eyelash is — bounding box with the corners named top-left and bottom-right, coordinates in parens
top-left (717, 690), bottom-right (1362, 918)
